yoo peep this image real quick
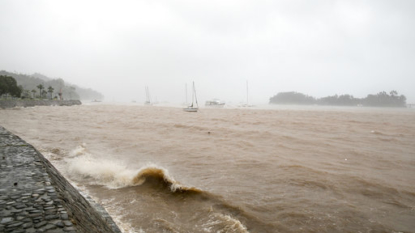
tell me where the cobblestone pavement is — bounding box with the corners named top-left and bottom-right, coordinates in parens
top-left (0, 126), bottom-right (77, 233)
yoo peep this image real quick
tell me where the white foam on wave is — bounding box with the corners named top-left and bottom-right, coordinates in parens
top-left (64, 144), bottom-right (196, 192)
top-left (69, 143), bottom-right (89, 157)
top-left (99, 197), bottom-right (143, 233)
top-left (64, 144), bottom-right (139, 188)
top-left (66, 155), bottom-right (138, 188)
top-left (202, 213), bottom-right (249, 233)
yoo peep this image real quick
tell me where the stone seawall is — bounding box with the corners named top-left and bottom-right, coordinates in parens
top-left (0, 100), bottom-right (82, 109)
top-left (0, 126), bottom-right (122, 233)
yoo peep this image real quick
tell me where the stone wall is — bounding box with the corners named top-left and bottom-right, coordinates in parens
top-left (40, 150), bottom-right (121, 233)
top-left (0, 126), bottom-right (122, 233)
top-left (0, 100), bottom-right (82, 109)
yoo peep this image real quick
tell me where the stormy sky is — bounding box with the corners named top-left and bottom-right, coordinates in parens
top-left (1, 0), bottom-right (414, 104)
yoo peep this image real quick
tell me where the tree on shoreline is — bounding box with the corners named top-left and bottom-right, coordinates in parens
top-left (0, 75), bottom-right (22, 98)
top-left (270, 91), bottom-right (407, 107)
top-left (41, 89), bottom-right (47, 99)
top-left (36, 84), bottom-right (44, 98)
top-left (31, 89), bottom-right (37, 98)
top-left (268, 92), bottom-right (316, 105)
top-left (318, 94), bottom-right (360, 106)
top-left (47, 86), bottom-right (54, 99)
top-left (363, 91), bottom-right (406, 107)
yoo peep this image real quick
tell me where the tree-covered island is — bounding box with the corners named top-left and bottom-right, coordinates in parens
top-left (269, 91), bottom-right (407, 107)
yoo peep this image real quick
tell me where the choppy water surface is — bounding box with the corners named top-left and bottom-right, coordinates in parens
top-left (1, 104), bottom-right (414, 233)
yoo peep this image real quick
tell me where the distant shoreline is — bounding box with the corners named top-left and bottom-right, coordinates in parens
top-left (0, 99), bottom-right (82, 109)
top-left (269, 103), bottom-right (414, 108)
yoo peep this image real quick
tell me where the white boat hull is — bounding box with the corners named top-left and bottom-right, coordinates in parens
top-left (206, 104), bottom-right (225, 108)
top-left (205, 99), bottom-right (225, 108)
top-left (183, 107), bottom-right (198, 112)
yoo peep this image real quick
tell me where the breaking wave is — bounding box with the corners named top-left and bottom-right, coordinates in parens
top-left (131, 167), bottom-right (202, 193)
top-left (65, 144), bottom-right (200, 193)
top-left (64, 144), bottom-right (266, 232)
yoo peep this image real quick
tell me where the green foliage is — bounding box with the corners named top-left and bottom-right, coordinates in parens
top-left (269, 92), bottom-right (316, 105)
top-left (47, 86), bottom-right (54, 99)
top-left (0, 75), bottom-right (22, 97)
top-left (318, 94), bottom-right (360, 106)
top-left (363, 91), bottom-right (406, 107)
top-left (41, 89), bottom-right (47, 98)
top-left (37, 84), bottom-right (44, 97)
top-left (0, 70), bottom-right (104, 100)
top-left (270, 91), bottom-right (407, 107)
top-left (31, 89), bottom-right (37, 98)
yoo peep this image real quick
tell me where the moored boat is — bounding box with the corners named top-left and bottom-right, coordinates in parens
top-left (183, 82), bottom-right (198, 112)
top-left (205, 99), bottom-right (225, 107)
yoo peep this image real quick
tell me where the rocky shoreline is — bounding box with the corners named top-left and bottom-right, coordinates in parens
top-left (0, 126), bottom-right (121, 233)
top-left (0, 100), bottom-right (82, 109)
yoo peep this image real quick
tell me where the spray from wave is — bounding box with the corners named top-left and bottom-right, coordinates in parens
top-left (65, 144), bottom-right (200, 192)
top-left (64, 144), bottom-right (264, 233)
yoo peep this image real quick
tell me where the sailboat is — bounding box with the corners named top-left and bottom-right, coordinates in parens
top-left (183, 82), bottom-right (198, 112)
top-left (240, 80), bottom-right (253, 107)
top-left (144, 86), bottom-right (152, 105)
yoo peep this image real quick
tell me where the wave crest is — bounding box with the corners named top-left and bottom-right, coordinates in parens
top-left (132, 166), bottom-right (201, 193)
top-left (65, 145), bottom-right (199, 192)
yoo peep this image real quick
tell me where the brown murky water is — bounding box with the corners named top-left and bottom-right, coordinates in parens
top-left (1, 104), bottom-right (414, 233)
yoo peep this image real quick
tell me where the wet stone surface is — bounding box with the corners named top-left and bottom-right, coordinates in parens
top-left (0, 127), bottom-right (77, 233)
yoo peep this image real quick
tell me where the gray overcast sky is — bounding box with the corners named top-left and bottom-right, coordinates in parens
top-left (1, 0), bottom-right (414, 104)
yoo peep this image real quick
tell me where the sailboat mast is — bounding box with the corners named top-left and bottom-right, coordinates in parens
top-left (246, 80), bottom-right (249, 105)
top-left (183, 82), bottom-right (198, 112)
top-left (145, 86), bottom-right (152, 104)
top-left (193, 81), bottom-right (198, 107)
top-left (191, 82), bottom-right (194, 107)
top-left (148, 86), bottom-right (151, 103)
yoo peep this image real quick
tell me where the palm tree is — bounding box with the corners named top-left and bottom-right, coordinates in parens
top-left (47, 86), bottom-right (54, 99)
top-left (41, 90), bottom-right (47, 99)
top-left (22, 90), bottom-right (30, 99)
top-left (31, 89), bottom-right (37, 98)
top-left (36, 84), bottom-right (44, 98)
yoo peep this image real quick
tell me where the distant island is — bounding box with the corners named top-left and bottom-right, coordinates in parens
top-left (269, 91), bottom-right (407, 107)
top-left (0, 70), bottom-right (104, 101)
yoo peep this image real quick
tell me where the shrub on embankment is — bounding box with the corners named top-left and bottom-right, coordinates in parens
top-left (0, 99), bottom-right (82, 109)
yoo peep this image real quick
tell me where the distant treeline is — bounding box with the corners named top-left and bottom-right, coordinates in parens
top-left (269, 91), bottom-right (407, 107)
top-left (0, 70), bottom-right (104, 101)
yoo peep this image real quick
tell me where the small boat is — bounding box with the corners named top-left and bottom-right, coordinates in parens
top-left (144, 86), bottom-right (152, 105)
top-left (183, 82), bottom-right (198, 112)
top-left (205, 99), bottom-right (225, 107)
